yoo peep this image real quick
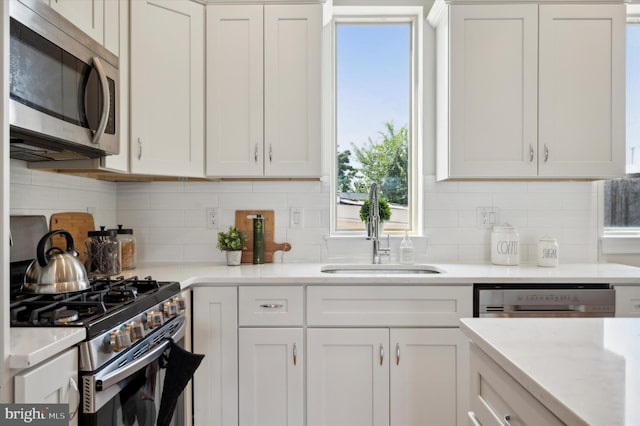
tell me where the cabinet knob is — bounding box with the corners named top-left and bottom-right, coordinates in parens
top-left (259, 303), bottom-right (283, 309)
top-left (379, 344), bottom-right (384, 366)
top-left (269, 144), bottom-right (273, 163)
top-left (254, 144), bottom-right (258, 163)
top-left (138, 138), bottom-right (143, 160)
top-left (395, 343), bottom-right (400, 365)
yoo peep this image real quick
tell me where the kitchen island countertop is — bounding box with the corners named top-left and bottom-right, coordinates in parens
top-left (461, 317), bottom-right (640, 426)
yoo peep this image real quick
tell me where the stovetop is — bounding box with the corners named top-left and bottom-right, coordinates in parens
top-left (10, 276), bottom-right (181, 339)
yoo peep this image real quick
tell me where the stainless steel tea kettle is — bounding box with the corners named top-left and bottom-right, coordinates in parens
top-left (23, 229), bottom-right (91, 294)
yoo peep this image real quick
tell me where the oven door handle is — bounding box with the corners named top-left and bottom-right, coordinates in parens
top-left (95, 319), bottom-right (185, 391)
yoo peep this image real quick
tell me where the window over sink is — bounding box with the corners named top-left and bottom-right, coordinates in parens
top-left (328, 6), bottom-right (423, 235)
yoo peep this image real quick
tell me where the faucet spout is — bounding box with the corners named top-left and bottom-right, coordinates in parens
top-left (367, 183), bottom-right (388, 264)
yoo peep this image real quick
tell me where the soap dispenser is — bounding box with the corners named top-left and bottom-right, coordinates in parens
top-left (399, 230), bottom-right (414, 264)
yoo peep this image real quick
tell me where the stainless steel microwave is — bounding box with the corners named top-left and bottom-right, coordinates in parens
top-left (9, 0), bottom-right (119, 161)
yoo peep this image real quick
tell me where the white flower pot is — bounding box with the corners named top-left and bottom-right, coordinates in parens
top-left (225, 250), bottom-right (242, 266)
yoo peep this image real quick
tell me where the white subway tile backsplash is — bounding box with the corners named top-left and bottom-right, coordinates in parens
top-left (9, 159), bottom-right (601, 265)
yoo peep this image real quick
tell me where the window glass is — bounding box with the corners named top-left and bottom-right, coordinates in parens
top-left (604, 24), bottom-right (640, 229)
top-left (335, 23), bottom-right (411, 232)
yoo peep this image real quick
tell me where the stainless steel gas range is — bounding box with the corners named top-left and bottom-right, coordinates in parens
top-left (10, 275), bottom-right (186, 425)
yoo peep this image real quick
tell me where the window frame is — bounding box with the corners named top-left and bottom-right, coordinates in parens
top-left (600, 5), bottom-right (640, 254)
top-left (327, 6), bottom-right (424, 236)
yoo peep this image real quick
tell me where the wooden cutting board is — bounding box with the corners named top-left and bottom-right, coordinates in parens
top-left (235, 210), bottom-right (291, 263)
top-left (49, 212), bottom-right (96, 264)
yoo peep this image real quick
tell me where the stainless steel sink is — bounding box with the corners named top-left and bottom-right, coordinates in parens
top-left (320, 264), bottom-right (443, 274)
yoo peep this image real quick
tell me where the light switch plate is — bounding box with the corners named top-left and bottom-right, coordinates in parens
top-left (289, 207), bottom-right (304, 229)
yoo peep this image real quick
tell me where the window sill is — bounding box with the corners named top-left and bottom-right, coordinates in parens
top-left (600, 234), bottom-right (640, 254)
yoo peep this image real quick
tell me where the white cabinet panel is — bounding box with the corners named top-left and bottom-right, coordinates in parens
top-left (307, 328), bottom-right (390, 426)
top-left (14, 347), bottom-right (79, 426)
top-left (538, 4), bottom-right (625, 178)
top-left (130, 0), bottom-right (204, 177)
top-left (390, 328), bottom-right (469, 426)
top-left (192, 287), bottom-right (238, 426)
top-left (239, 328), bottom-right (304, 426)
top-left (50, 0), bottom-right (104, 46)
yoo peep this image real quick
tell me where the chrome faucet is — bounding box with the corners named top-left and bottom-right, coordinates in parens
top-left (366, 183), bottom-right (390, 264)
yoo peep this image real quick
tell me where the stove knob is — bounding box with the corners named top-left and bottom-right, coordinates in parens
top-left (110, 330), bottom-right (132, 352)
top-left (173, 296), bottom-right (186, 313)
top-left (127, 321), bottom-right (145, 341)
top-left (163, 301), bottom-right (178, 318)
top-left (147, 310), bottom-right (164, 328)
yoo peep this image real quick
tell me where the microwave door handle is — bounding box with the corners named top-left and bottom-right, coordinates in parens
top-left (90, 56), bottom-right (110, 145)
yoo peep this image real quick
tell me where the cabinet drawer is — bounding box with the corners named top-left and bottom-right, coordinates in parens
top-left (307, 286), bottom-right (472, 326)
top-left (239, 286), bottom-right (304, 326)
top-left (470, 344), bottom-right (563, 426)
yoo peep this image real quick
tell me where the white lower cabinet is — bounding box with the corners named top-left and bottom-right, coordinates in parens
top-left (614, 285), bottom-right (640, 317)
top-left (192, 287), bottom-right (238, 426)
top-left (239, 328), bottom-right (304, 426)
top-left (307, 327), bottom-right (469, 426)
top-left (192, 284), bottom-right (471, 426)
top-left (469, 344), bottom-right (563, 426)
top-left (14, 347), bottom-right (79, 426)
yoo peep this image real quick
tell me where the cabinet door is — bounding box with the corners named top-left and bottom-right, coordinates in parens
top-left (307, 328), bottom-right (389, 426)
top-left (449, 4), bottom-right (538, 178)
top-left (239, 328), bottom-right (303, 426)
top-left (130, 0), bottom-right (205, 177)
top-left (538, 4), bottom-right (625, 178)
top-left (103, 0), bottom-right (120, 56)
top-left (50, 0), bottom-right (104, 46)
top-left (615, 286), bottom-right (640, 317)
top-left (14, 347), bottom-right (79, 426)
top-left (264, 4), bottom-right (321, 177)
top-left (390, 329), bottom-right (469, 426)
top-left (192, 287), bottom-right (238, 426)
top-left (206, 5), bottom-right (264, 177)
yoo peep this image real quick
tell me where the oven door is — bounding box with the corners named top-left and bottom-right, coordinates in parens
top-left (80, 319), bottom-right (186, 426)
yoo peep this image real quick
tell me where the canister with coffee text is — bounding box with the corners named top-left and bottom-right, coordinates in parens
top-left (491, 224), bottom-right (519, 266)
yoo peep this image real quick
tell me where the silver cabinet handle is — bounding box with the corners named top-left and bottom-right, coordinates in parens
top-left (503, 414), bottom-right (512, 426)
top-left (395, 343), bottom-right (400, 365)
top-left (467, 411), bottom-right (482, 426)
top-left (379, 344), bottom-right (384, 366)
top-left (254, 144), bottom-right (258, 163)
top-left (69, 377), bottom-right (80, 420)
top-left (90, 57), bottom-right (110, 145)
top-left (259, 303), bottom-right (283, 309)
top-left (293, 342), bottom-right (297, 366)
top-left (269, 144), bottom-right (273, 162)
top-left (544, 144), bottom-right (549, 162)
top-left (529, 144), bottom-right (534, 162)
top-left (137, 138), bottom-right (142, 160)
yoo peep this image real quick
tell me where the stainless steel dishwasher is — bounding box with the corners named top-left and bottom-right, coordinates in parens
top-left (473, 283), bottom-right (616, 318)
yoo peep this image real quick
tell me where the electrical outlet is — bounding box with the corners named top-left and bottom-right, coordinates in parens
top-left (289, 207), bottom-right (304, 229)
top-left (206, 207), bottom-right (219, 230)
top-left (477, 207), bottom-right (499, 228)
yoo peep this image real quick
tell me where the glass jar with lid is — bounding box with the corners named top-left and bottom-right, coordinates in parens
top-left (112, 225), bottom-right (136, 270)
top-left (85, 226), bottom-right (121, 276)
top-left (491, 224), bottom-right (519, 266)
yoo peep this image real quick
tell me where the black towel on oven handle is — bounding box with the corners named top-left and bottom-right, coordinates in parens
top-left (156, 338), bottom-right (205, 426)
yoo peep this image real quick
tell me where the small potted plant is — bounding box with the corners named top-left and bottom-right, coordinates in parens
top-left (359, 198), bottom-right (392, 224)
top-left (216, 226), bottom-right (248, 266)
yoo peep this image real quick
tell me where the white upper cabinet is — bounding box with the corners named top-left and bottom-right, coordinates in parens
top-left (47, 0), bottom-right (120, 57)
top-left (206, 4), bottom-right (321, 178)
top-left (130, 0), bottom-right (205, 177)
top-left (431, 1), bottom-right (625, 180)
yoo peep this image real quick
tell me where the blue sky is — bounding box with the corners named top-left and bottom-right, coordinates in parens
top-left (627, 24), bottom-right (640, 172)
top-left (336, 24), bottom-right (410, 156)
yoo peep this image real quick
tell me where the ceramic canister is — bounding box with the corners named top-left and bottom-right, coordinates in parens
top-left (538, 236), bottom-right (559, 267)
top-left (491, 224), bottom-right (519, 266)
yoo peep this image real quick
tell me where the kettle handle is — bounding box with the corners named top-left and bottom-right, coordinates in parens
top-left (37, 230), bottom-right (75, 267)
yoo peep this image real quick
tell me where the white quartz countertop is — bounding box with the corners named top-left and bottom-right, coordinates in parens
top-left (461, 317), bottom-right (640, 426)
top-left (10, 262), bottom-right (640, 371)
top-left (127, 261), bottom-right (640, 288)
